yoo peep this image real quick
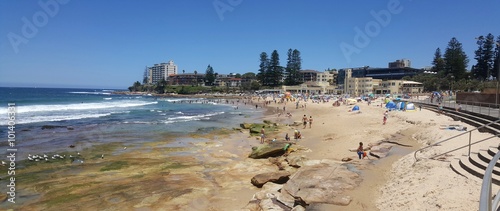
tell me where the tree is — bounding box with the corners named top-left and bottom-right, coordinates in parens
top-left (257, 52), bottom-right (269, 86)
top-left (432, 48), bottom-right (446, 76)
top-left (193, 70), bottom-right (198, 86)
top-left (474, 34), bottom-right (496, 80)
top-left (235, 73), bottom-right (242, 78)
top-left (205, 65), bottom-right (215, 86)
top-left (444, 37), bottom-right (468, 80)
top-left (128, 81), bottom-right (143, 92)
top-left (242, 72), bottom-right (256, 79)
top-left (285, 49), bottom-right (302, 85)
top-left (182, 69), bottom-right (185, 74)
top-left (268, 50), bottom-right (283, 87)
top-left (493, 35), bottom-right (500, 80)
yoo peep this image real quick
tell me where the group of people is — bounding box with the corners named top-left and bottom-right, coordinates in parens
top-left (302, 115), bottom-right (313, 129)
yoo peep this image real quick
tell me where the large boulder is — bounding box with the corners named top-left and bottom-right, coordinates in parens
top-left (240, 123), bottom-right (253, 129)
top-left (251, 171), bottom-right (291, 187)
top-left (281, 162), bottom-right (361, 206)
top-left (249, 142), bottom-right (289, 159)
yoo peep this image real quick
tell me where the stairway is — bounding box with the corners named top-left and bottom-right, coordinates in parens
top-left (450, 147), bottom-right (500, 185)
top-left (414, 101), bottom-right (500, 185)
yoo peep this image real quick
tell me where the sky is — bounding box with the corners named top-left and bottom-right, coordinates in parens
top-left (1, 0), bottom-right (499, 89)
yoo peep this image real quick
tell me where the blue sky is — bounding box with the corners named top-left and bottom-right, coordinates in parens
top-left (1, 0), bottom-right (499, 89)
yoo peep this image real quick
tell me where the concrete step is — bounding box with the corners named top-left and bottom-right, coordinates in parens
top-left (450, 158), bottom-right (482, 183)
top-left (478, 148), bottom-right (500, 168)
top-left (459, 156), bottom-right (500, 185)
top-left (468, 152), bottom-right (500, 177)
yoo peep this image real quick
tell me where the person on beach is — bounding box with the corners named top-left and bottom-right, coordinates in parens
top-left (309, 116), bottom-right (313, 128)
top-left (260, 128), bottom-right (265, 144)
top-left (357, 142), bottom-right (365, 159)
top-left (302, 115), bottom-right (308, 129)
top-left (383, 110), bottom-right (388, 125)
top-left (285, 133), bottom-right (290, 141)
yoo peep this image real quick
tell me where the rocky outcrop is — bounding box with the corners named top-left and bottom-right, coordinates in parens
top-left (251, 171), bottom-right (291, 187)
top-left (248, 142), bottom-right (289, 159)
top-left (281, 162), bottom-right (360, 206)
top-left (243, 160), bottom-right (362, 210)
top-left (285, 155), bottom-right (307, 168)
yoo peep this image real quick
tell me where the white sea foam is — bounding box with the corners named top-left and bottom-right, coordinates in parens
top-left (103, 98), bottom-right (112, 100)
top-left (0, 101), bottom-right (158, 114)
top-left (69, 91), bottom-right (111, 95)
top-left (11, 113), bottom-right (112, 125)
top-left (166, 112), bottom-right (224, 122)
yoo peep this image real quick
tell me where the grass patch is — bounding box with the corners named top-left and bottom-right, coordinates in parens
top-left (100, 161), bottom-right (128, 171)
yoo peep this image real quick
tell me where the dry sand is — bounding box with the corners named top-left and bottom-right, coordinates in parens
top-left (256, 96), bottom-right (499, 211)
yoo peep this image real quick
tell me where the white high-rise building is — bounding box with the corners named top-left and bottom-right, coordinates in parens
top-left (148, 60), bottom-right (178, 84)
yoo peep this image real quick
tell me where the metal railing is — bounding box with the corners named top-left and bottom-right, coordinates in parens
top-left (479, 150), bottom-right (500, 211)
top-left (414, 119), bottom-right (500, 162)
top-left (410, 97), bottom-right (500, 118)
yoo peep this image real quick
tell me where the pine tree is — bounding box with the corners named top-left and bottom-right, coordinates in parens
top-left (205, 64), bottom-right (215, 86)
top-left (285, 49), bottom-right (302, 85)
top-left (474, 34), bottom-right (496, 80)
top-left (269, 50), bottom-right (283, 87)
top-left (258, 52), bottom-right (269, 86)
top-left (493, 35), bottom-right (500, 80)
top-left (444, 37), bottom-right (468, 80)
top-left (291, 49), bottom-right (302, 85)
top-left (432, 48), bottom-right (445, 76)
top-left (285, 49), bottom-right (294, 85)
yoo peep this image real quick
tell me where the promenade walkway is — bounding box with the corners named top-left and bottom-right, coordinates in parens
top-left (409, 97), bottom-right (500, 119)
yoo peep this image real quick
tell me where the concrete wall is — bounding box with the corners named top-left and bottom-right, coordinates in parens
top-left (457, 92), bottom-right (500, 106)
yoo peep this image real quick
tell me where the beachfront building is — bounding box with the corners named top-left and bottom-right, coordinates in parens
top-left (147, 60), bottom-right (178, 84)
top-left (282, 81), bottom-right (338, 95)
top-left (388, 59), bottom-right (411, 68)
top-left (213, 74), bottom-right (243, 87)
top-left (297, 70), bottom-right (338, 86)
top-left (401, 81), bottom-right (424, 94)
top-left (168, 73), bottom-right (205, 86)
top-left (344, 77), bottom-right (382, 96)
top-left (337, 66), bottom-right (423, 85)
top-left (372, 80), bottom-right (424, 94)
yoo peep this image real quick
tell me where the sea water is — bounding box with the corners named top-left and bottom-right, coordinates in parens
top-left (0, 87), bottom-right (263, 160)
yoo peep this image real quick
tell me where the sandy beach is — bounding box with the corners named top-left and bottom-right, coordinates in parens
top-left (3, 95), bottom-right (498, 211)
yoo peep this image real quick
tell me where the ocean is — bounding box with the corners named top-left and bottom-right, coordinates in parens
top-left (0, 87), bottom-right (263, 160)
